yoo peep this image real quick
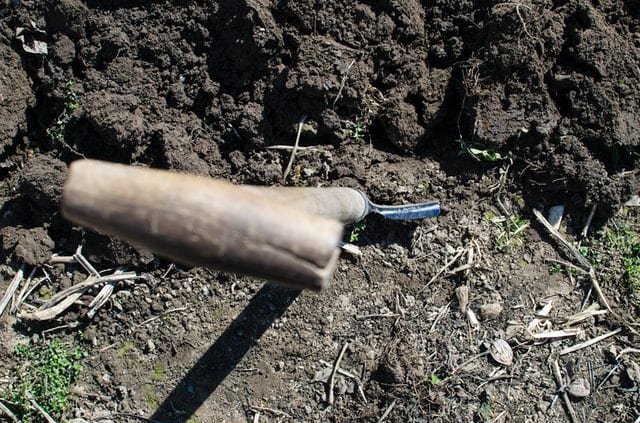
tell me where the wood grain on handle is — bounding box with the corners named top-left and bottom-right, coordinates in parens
top-left (62, 160), bottom-right (344, 290)
top-left (241, 186), bottom-right (367, 224)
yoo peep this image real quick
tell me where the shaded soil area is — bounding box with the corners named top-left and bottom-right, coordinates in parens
top-left (1, 1), bottom-right (639, 422)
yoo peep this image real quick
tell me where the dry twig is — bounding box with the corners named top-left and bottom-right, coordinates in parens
top-left (377, 400), bottom-right (396, 423)
top-left (26, 390), bottom-right (57, 423)
top-left (616, 348), bottom-right (640, 359)
top-left (327, 343), bottom-right (349, 405)
top-left (429, 302), bottom-right (451, 333)
top-left (0, 264), bottom-right (25, 317)
top-left (12, 270), bottom-right (42, 314)
top-left (560, 328), bottom-right (622, 356)
top-left (282, 115), bottom-right (308, 182)
top-left (266, 145), bottom-right (318, 151)
top-left (18, 271), bottom-right (140, 321)
top-left (0, 400), bottom-right (18, 422)
top-left (530, 329), bottom-right (583, 340)
top-left (551, 360), bottom-right (577, 423)
top-left (135, 306), bottom-right (188, 327)
top-left (532, 209), bottom-right (612, 314)
top-left (355, 313), bottom-right (400, 320)
top-left (564, 305), bottom-right (607, 326)
top-left (73, 246), bottom-right (100, 277)
top-left (493, 2), bottom-right (535, 40)
top-left (318, 359), bottom-right (367, 403)
top-left (248, 404), bottom-right (291, 418)
top-left (333, 59), bottom-right (356, 109)
top-left (423, 248), bottom-right (466, 290)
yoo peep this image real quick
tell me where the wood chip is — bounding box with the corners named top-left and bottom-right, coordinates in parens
top-left (455, 285), bottom-right (469, 313)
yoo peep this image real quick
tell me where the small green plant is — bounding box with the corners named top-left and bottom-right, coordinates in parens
top-left (116, 340), bottom-right (136, 358)
top-left (46, 80), bottom-right (79, 143)
top-left (422, 372), bottom-right (441, 386)
top-left (459, 138), bottom-right (510, 162)
top-left (347, 111), bottom-right (368, 142)
top-left (152, 362), bottom-right (165, 380)
top-left (350, 122), bottom-right (365, 141)
top-left (349, 220), bottom-right (367, 243)
top-left (2, 339), bottom-right (84, 422)
top-left (606, 226), bottom-right (640, 293)
top-left (548, 263), bottom-right (562, 274)
top-left (488, 213), bottom-right (529, 251)
top-left (142, 384), bottom-right (159, 408)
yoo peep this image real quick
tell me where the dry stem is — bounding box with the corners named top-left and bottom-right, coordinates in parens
top-left (327, 343), bottom-right (349, 405)
top-left (282, 115), bottom-right (308, 182)
top-left (551, 360), bottom-right (577, 423)
top-left (0, 264), bottom-right (24, 317)
top-left (559, 328), bottom-right (622, 355)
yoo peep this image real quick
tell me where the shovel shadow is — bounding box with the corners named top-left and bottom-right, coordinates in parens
top-left (149, 283), bottom-right (300, 423)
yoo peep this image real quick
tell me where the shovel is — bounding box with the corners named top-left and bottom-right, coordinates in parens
top-left (62, 160), bottom-right (440, 290)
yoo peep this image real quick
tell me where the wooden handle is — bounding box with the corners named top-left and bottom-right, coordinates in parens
top-left (241, 186), bottom-right (367, 224)
top-left (62, 160), bottom-right (344, 291)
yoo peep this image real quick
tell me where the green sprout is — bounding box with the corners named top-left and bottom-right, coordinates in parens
top-left (549, 263), bottom-right (562, 274)
top-left (350, 123), bottom-right (365, 141)
top-left (487, 213), bottom-right (529, 251)
top-left (347, 111), bottom-right (368, 142)
top-left (349, 220), bottom-right (367, 243)
top-left (606, 226), bottom-right (640, 293)
top-left (459, 138), bottom-right (510, 162)
top-left (46, 80), bottom-right (78, 143)
top-left (422, 372), bottom-right (441, 386)
top-left (2, 339), bottom-right (85, 422)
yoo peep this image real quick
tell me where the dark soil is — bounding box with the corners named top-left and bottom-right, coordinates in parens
top-left (1, 1), bottom-right (639, 422)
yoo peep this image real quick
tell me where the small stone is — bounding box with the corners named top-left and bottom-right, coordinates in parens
top-left (146, 339), bottom-right (156, 354)
top-left (480, 303), bottom-right (503, 320)
top-left (566, 378), bottom-right (590, 398)
top-left (201, 285), bottom-right (212, 298)
top-left (625, 361), bottom-right (640, 385)
top-left (150, 301), bottom-right (163, 313)
top-left (625, 195), bottom-right (640, 207)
